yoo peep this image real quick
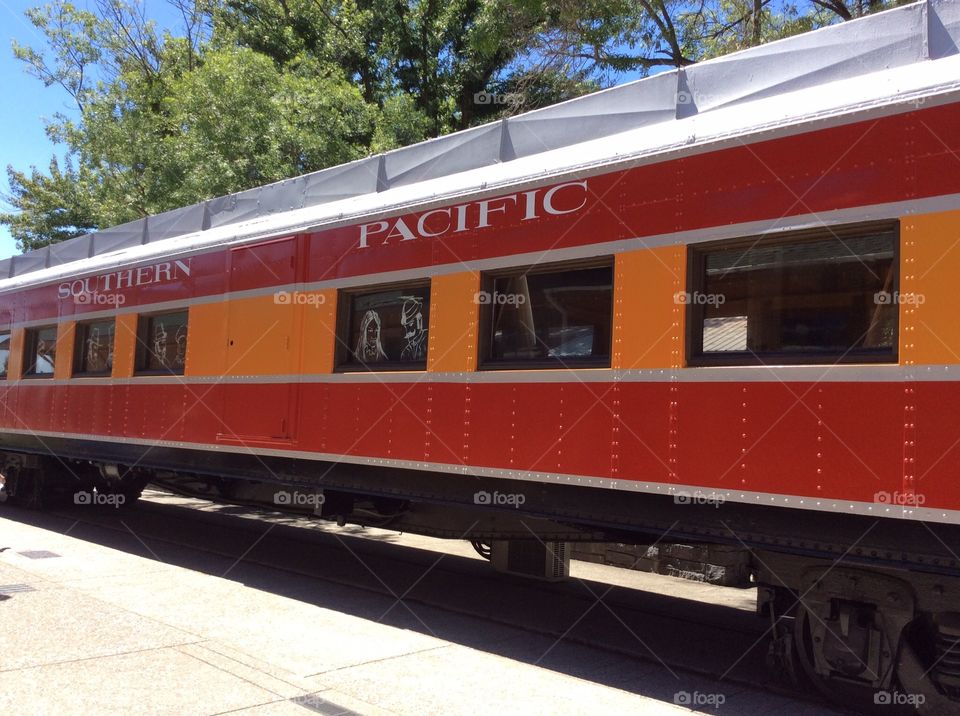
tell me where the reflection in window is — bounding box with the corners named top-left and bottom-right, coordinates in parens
top-left (692, 227), bottom-right (897, 363)
top-left (137, 311), bottom-right (188, 374)
top-left (25, 326), bottom-right (58, 377)
top-left (484, 264), bottom-right (613, 366)
top-left (0, 332), bottom-right (9, 378)
top-left (75, 320), bottom-right (115, 375)
top-left (342, 286), bottom-right (430, 369)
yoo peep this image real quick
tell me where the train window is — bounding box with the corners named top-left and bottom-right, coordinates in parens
top-left (688, 223), bottom-right (898, 365)
top-left (24, 326), bottom-right (58, 378)
top-left (479, 260), bottom-right (614, 368)
top-left (135, 310), bottom-right (189, 374)
top-left (337, 284), bottom-right (430, 371)
top-left (74, 320), bottom-right (116, 376)
top-left (0, 332), bottom-right (9, 379)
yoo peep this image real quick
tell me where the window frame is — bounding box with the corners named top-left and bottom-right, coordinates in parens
top-left (134, 309), bottom-right (190, 376)
top-left (478, 257), bottom-right (615, 371)
top-left (686, 221), bottom-right (900, 367)
top-left (73, 319), bottom-right (117, 377)
top-left (335, 279), bottom-right (432, 373)
top-left (23, 325), bottom-right (59, 379)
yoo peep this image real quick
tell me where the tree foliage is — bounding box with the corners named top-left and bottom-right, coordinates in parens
top-left (2, 0), bottom-right (911, 251)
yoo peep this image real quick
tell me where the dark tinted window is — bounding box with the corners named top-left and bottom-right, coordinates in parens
top-left (482, 263), bottom-right (613, 367)
top-left (0, 332), bottom-right (9, 378)
top-left (689, 225), bottom-right (897, 364)
top-left (137, 311), bottom-right (188, 374)
top-left (339, 285), bottom-right (430, 370)
top-left (25, 326), bottom-right (58, 377)
top-left (75, 320), bottom-right (116, 375)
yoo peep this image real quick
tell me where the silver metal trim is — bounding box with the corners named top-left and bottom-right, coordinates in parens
top-left (7, 363), bottom-right (960, 385)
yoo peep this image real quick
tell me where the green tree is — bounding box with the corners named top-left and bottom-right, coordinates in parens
top-left (2, 157), bottom-right (98, 251)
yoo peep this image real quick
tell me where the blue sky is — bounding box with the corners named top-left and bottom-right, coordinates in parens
top-left (0, 0), bottom-right (74, 260)
top-left (0, 0), bottom-right (184, 261)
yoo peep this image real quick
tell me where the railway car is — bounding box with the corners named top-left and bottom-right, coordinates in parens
top-left (3, 0), bottom-right (960, 708)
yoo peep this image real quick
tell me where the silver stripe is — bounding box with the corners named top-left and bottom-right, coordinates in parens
top-left (6, 363), bottom-right (960, 386)
top-left (1, 426), bottom-right (956, 525)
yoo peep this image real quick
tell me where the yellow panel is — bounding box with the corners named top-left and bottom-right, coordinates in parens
top-left (299, 290), bottom-right (338, 374)
top-left (901, 211), bottom-right (960, 365)
top-left (113, 314), bottom-right (139, 378)
top-left (613, 245), bottom-right (686, 370)
top-left (186, 302), bottom-right (229, 377)
top-left (428, 272), bottom-right (480, 373)
top-left (54, 322), bottom-right (76, 380)
top-left (7, 329), bottom-right (24, 380)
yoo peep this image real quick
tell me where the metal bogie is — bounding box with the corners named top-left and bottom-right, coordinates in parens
top-left (756, 551), bottom-right (960, 708)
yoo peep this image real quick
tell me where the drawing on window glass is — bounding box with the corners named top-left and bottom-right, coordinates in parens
top-left (35, 338), bottom-right (55, 374)
top-left (346, 287), bottom-right (430, 367)
top-left (85, 326), bottom-right (114, 373)
top-left (174, 325), bottom-right (188, 367)
top-left (400, 296), bottom-right (427, 361)
top-left (0, 333), bottom-right (9, 376)
top-left (139, 311), bottom-right (188, 373)
top-left (355, 310), bottom-right (389, 363)
top-left (153, 321), bottom-right (169, 366)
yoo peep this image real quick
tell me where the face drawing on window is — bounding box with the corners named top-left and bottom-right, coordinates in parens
top-left (355, 309), bottom-right (388, 363)
top-left (35, 338), bottom-right (54, 374)
top-left (153, 321), bottom-right (168, 367)
top-left (86, 327), bottom-right (103, 371)
top-left (400, 296), bottom-right (427, 361)
top-left (174, 325), bottom-right (187, 367)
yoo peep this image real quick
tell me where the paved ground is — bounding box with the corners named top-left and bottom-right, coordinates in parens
top-left (0, 494), bottom-right (847, 716)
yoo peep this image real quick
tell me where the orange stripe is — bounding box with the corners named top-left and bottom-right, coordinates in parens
top-left (299, 290), bottom-right (338, 374)
top-left (113, 314), bottom-right (139, 378)
top-left (187, 303), bottom-right (228, 376)
top-left (901, 210), bottom-right (960, 365)
top-left (54, 322), bottom-right (76, 380)
top-left (6, 328), bottom-right (24, 380)
top-left (613, 246), bottom-right (686, 369)
top-left (428, 272), bottom-right (480, 372)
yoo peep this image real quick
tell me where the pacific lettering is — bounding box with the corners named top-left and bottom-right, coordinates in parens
top-left (356, 179), bottom-right (589, 248)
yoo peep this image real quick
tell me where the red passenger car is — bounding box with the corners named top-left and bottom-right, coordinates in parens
top-left (1, 1), bottom-right (959, 706)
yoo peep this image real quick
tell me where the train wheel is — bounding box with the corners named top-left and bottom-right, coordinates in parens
top-left (794, 604), bottom-right (911, 713)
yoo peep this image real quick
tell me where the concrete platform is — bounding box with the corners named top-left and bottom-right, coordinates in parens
top-left (0, 497), bottom-right (844, 715)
